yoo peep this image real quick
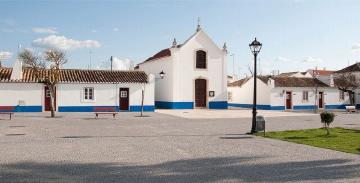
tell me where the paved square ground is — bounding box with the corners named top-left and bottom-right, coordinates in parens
top-left (0, 111), bottom-right (359, 183)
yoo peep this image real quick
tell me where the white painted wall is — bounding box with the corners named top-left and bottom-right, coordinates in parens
top-left (139, 29), bottom-right (227, 106)
top-left (138, 57), bottom-right (173, 102)
top-left (0, 83), bottom-right (43, 106)
top-left (228, 77), bottom-right (271, 105)
top-left (57, 81), bottom-right (154, 107)
top-left (0, 78), bottom-right (154, 110)
top-left (173, 30), bottom-right (227, 103)
top-left (228, 77), bottom-right (351, 109)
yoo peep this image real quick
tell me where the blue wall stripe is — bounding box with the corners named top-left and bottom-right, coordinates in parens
top-left (228, 103), bottom-right (272, 110)
top-left (0, 106), bottom-right (42, 112)
top-left (325, 104), bottom-right (346, 109)
top-left (209, 101), bottom-right (228, 109)
top-left (58, 106), bottom-right (155, 112)
top-left (155, 101), bottom-right (194, 109)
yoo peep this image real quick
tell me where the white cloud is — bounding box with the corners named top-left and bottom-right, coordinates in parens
top-left (0, 51), bottom-right (12, 60)
top-left (99, 57), bottom-right (134, 71)
top-left (32, 27), bottom-right (58, 34)
top-left (113, 27), bottom-right (119, 32)
top-left (32, 35), bottom-right (101, 50)
top-left (302, 56), bottom-right (323, 63)
top-left (91, 30), bottom-right (97, 33)
top-left (352, 43), bottom-right (360, 51)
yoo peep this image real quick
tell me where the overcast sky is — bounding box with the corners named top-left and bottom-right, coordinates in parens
top-left (1, 0), bottom-right (360, 75)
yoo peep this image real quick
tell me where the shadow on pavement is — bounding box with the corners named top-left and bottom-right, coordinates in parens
top-left (1, 157), bottom-right (359, 183)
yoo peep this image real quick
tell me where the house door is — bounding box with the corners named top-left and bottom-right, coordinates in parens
top-left (195, 79), bottom-right (207, 108)
top-left (318, 92), bottom-right (324, 109)
top-left (44, 86), bottom-right (56, 111)
top-left (285, 91), bottom-right (292, 110)
top-left (119, 88), bottom-right (129, 110)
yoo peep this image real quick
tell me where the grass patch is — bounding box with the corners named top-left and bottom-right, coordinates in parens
top-left (258, 127), bottom-right (360, 155)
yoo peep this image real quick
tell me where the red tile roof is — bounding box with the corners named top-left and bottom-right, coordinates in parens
top-left (273, 77), bottom-right (328, 87)
top-left (311, 70), bottom-right (335, 76)
top-left (144, 48), bottom-right (171, 63)
top-left (0, 67), bottom-right (148, 83)
top-left (228, 76), bottom-right (329, 88)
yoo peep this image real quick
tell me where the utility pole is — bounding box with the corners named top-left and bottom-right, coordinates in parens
top-left (110, 56), bottom-right (113, 71)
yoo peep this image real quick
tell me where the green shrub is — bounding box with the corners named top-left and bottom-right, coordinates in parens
top-left (320, 112), bottom-right (335, 135)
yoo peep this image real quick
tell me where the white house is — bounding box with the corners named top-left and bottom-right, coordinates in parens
top-left (228, 76), bottom-right (352, 110)
top-left (136, 25), bottom-right (228, 109)
top-left (0, 60), bottom-right (155, 112)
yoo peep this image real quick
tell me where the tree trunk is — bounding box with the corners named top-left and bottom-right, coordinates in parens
top-left (314, 88), bottom-right (318, 114)
top-left (348, 91), bottom-right (355, 106)
top-left (49, 84), bottom-right (56, 118)
top-left (326, 125), bottom-right (330, 135)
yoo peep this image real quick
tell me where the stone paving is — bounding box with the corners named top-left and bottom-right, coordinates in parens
top-left (0, 111), bottom-right (359, 183)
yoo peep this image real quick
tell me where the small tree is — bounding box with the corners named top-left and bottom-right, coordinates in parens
top-left (335, 73), bottom-right (360, 106)
top-left (320, 111), bottom-right (335, 135)
top-left (19, 49), bottom-right (67, 118)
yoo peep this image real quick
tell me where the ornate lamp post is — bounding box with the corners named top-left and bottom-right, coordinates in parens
top-left (249, 38), bottom-right (262, 134)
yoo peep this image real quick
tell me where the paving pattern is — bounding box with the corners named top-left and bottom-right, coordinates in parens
top-left (0, 111), bottom-right (359, 183)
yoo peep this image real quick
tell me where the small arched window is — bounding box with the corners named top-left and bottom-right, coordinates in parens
top-left (196, 50), bottom-right (207, 69)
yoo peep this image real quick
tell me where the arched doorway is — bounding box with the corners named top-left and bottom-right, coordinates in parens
top-left (195, 79), bottom-right (207, 108)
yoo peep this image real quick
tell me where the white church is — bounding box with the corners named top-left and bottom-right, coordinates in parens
top-left (136, 24), bottom-right (228, 109)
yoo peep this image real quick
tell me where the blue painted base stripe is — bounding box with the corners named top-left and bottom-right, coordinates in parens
top-left (229, 103), bottom-right (350, 110)
top-left (58, 106), bottom-right (155, 112)
top-left (325, 105), bottom-right (346, 109)
top-left (228, 103), bottom-right (272, 110)
top-left (155, 101), bottom-right (194, 109)
top-left (209, 101), bottom-right (228, 109)
top-left (0, 106), bottom-right (42, 112)
top-left (129, 106), bottom-right (155, 112)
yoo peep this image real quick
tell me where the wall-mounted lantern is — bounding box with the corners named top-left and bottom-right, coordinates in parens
top-left (159, 70), bottom-right (165, 79)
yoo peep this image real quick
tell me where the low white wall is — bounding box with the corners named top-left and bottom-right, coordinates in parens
top-left (0, 83), bottom-right (43, 106)
top-left (57, 82), bottom-right (154, 107)
top-left (228, 77), bottom-right (271, 106)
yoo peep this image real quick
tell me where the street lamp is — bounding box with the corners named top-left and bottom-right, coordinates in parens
top-left (159, 70), bottom-right (165, 79)
top-left (249, 38), bottom-right (262, 134)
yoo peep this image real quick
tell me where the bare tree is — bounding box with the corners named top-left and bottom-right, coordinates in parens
top-left (19, 49), bottom-right (67, 117)
top-left (335, 72), bottom-right (360, 106)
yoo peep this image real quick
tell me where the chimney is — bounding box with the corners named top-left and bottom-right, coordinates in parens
top-left (10, 58), bottom-right (23, 80)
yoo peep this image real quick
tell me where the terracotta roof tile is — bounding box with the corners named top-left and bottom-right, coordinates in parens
top-left (228, 78), bottom-right (250, 87)
top-left (228, 76), bottom-right (329, 88)
top-left (0, 67), bottom-right (148, 83)
top-left (273, 77), bottom-right (328, 87)
top-left (144, 48), bottom-right (171, 63)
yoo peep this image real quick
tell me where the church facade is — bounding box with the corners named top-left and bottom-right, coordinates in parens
top-left (136, 25), bottom-right (228, 109)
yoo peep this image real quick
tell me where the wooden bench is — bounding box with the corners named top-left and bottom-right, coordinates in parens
top-left (94, 107), bottom-right (118, 119)
top-left (0, 106), bottom-right (15, 120)
top-left (345, 106), bottom-right (357, 113)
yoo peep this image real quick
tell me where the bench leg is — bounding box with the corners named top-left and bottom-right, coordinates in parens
top-left (113, 114), bottom-right (115, 119)
top-left (9, 113), bottom-right (12, 120)
top-left (95, 114), bottom-right (98, 119)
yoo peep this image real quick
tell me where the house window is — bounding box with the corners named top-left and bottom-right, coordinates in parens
top-left (302, 91), bottom-right (309, 102)
top-left (339, 91), bottom-right (345, 100)
top-left (84, 87), bottom-right (94, 100)
top-left (196, 50), bottom-right (207, 69)
top-left (228, 92), bottom-right (232, 102)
